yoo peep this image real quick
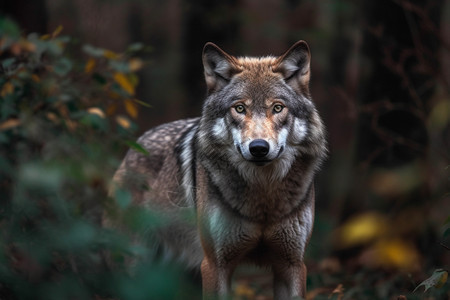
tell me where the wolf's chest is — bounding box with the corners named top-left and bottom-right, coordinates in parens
top-left (199, 193), bottom-right (314, 265)
top-left (205, 174), bottom-right (313, 223)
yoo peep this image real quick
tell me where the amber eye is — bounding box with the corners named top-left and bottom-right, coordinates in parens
top-left (273, 104), bottom-right (284, 113)
top-left (235, 105), bottom-right (245, 114)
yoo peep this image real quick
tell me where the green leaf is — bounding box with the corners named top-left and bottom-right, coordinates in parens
top-left (110, 60), bottom-right (130, 73)
top-left (55, 35), bottom-right (71, 43)
top-left (1, 57), bottom-right (16, 69)
top-left (115, 187), bottom-right (132, 209)
top-left (0, 17), bottom-right (21, 37)
top-left (127, 42), bottom-right (144, 52)
top-left (19, 162), bottom-right (63, 191)
top-left (92, 73), bottom-right (107, 85)
top-left (132, 98), bottom-right (152, 108)
top-left (53, 57), bottom-right (72, 76)
top-left (122, 207), bottom-right (165, 233)
top-left (82, 44), bottom-right (105, 57)
top-left (1, 97), bottom-right (17, 119)
top-left (444, 216), bottom-right (450, 225)
top-left (0, 132), bottom-right (9, 144)
top-left (444, 227), bottom-right (450, 239)
top-left (414, 269), bottom-right (448, 292)
top-left (0, 155), bottom-right (12, 175)
top-left (56, 221), bottom-right (97, 251)
top-left (125, 140), bottom-right (149, 156)
top-left (79, 112), bottom-right (108, 132)
top-left (45, 39), bottom-right (65, 56)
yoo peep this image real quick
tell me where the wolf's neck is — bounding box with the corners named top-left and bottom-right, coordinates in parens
top-left (200, 154), bottom-right (318, 222)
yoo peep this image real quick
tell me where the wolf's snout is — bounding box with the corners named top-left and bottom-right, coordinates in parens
top-left (249, 139), bottom-right (270, 158)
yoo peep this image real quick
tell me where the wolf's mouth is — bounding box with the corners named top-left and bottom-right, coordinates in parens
top-left (236, 145), bottom-right (285, 166)
top-left (249, 160), bottom-right (271, 166)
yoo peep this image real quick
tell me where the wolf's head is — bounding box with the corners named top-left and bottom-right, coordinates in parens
top-left (198, 41), bottom-right (326, 183)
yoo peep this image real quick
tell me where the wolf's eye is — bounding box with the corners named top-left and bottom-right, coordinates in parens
top-left (235, 105), bottom-right (245, 114)
top-left (273, 104), bottom-right (284, 113)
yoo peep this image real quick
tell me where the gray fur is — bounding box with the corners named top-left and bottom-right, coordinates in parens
top-left (110, 40), bottom-right (327, 299)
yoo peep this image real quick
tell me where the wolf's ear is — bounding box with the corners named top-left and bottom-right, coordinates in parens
top-left (273, 40), bottom-right (311, 94)
top-left (203, 42), bottom-right (241, 94)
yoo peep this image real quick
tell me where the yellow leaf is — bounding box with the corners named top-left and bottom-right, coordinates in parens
top-left (57, 104), bottom-right (70, 118)
top-left (124, 99), bottom-right (138, 119)
top-left (429, 99), bottom-right (449, 131)
top-left (52, 25), bottom-right (63, 38)
top-left (66, 120), bottom-right (78, 131)
top-left (106, 103), bottom-right (118, 115)
top-left (19, 39), bottom-right (36, 52)
top-left (46, 112), bottom-right (59, 123)
top-left (31, 74), bottom-right (40, 82)
top-left (127, 73), bottom-right (139, 87)
top-left (107, 91), bottom-right (120, 100)
top-left (116, 116), bottom-right (131, 129)
top-left (374, 239), bottom-right (420, 271)
top-left (337, 212), bottom-right (387, 248)
top-left (132, 98), bottom-right (152, 108)
top-left (104, 50), bottom-right (119, 60)
top-left (330, 284), bottom-right (344, 300)
top-left (0, 119), bottom-right (20, 131)
top-left (113, 72), bottom-right (135, 96)
top-left (85, 58), bottom-right (96, 73)
top-left (40, 34), bottom-right (51, 40)
top-left (234, 283), bottom-right (255, 298)
top-left (1, 81), bottom-right (14, 97)
top-left (129, 58), bottom-right (144, 72)
top-left (87, 107), bottom-right (105, 118)
top-left (435, 270), bottom-right (448, 288)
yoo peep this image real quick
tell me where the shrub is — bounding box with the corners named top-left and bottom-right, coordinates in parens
top-left (0, 17), bottom-right (198, 300)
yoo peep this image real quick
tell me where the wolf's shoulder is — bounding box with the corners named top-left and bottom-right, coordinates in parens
top-left (119, 117), bottom-right (199, 176)
top-left (137, 117), bottom-right (199, 150)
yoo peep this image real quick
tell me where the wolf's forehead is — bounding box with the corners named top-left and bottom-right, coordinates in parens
top-left (231, 56), bottom-right (287, 100)
top-left (235, 56), bottom-right (284, 88)
top-left (236, 56), bottom-right (278, 73)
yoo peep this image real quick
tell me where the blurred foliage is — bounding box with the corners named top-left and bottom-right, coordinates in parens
top-left (0, 17), bottom-right (199, 299)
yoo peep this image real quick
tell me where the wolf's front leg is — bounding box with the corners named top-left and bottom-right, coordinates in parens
top-left (201, 256), bottom-right (232, 300)
top-left (272, 262), bottom-right (307, 300)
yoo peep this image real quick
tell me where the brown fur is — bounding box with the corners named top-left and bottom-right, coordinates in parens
top-left (110, 41), bottom-right (327, 299)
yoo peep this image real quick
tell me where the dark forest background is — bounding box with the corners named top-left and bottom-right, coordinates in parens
top-left (1, 0), bottom-right (449, 299)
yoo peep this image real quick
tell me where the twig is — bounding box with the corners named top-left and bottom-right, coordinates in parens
top-left (440, 242), bottom-right (450, 251)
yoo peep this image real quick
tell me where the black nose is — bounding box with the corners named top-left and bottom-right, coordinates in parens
top-left (249, 139), bottom-right (270, 158)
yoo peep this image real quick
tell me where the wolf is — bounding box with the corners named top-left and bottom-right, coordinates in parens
top-left (110, 40), bottom-right (327, 299)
